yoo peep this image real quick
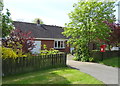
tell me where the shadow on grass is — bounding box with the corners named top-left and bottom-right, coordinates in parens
top-left (2, 69), bottom-right (71, 85)
top-left (2, 67), bottom-right (105, 86)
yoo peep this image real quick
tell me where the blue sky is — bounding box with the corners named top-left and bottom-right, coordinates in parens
top-left (3, 0), bottom-right (78, 26)
top-left (3, 0), bottom-right (119, 26)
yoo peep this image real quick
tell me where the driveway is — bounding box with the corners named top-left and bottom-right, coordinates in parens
top-left (67, 54), bottom-right (119, 85)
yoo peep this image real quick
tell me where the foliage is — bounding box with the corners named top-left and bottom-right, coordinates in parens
top-left (100, 21), bottom-right (120, 49)
top-left (2, 29), bottom-right (35, 54)
top-left (40, 44), bottom-right (59, 55)
top-left (0, 0), bottom-right (3, 10)
top-left (0, 0), bottom-right (3, 33)
top-left (48, 48), bottom-right (59, 54)
top-left (90, 50), bottom-right (120, 62)
top-left (63, 0), bottom-right (115, 61)
top-left (2, 9), bottom-right (14, 37)
top-left (43, 44), bottom-right (47, 50)
top-left (2, 47), bottom-right (18, 59)
top-left (89, 57), bottom-right (95, 62)
top-left (32, 18), bottom-right (44, 24)
top-left (1, 47), bottom-right (27, 59)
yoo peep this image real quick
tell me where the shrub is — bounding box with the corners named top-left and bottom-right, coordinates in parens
top-left (39, 49), bottom-right (59, 55)
top-left (14, 49), bottom-right (27, 57)
top-left (39, 45), bottom-right (59, 55)
top-left (2, 29), bottom-right (35, 54)
top-left (40, 50), bottom-right (49, 55)
top-left (2, 47), bottom-right (18, 59)
top-left (89, 57), bottom-right (95, 62)
top-left (90, 50), bottom-right (120, 62)
top-left (73, 56), bottom-right (80, 61)
top-left (48, 48), bottom-right (59, 54)
top-left (1, 47), bottom-right (27, 59)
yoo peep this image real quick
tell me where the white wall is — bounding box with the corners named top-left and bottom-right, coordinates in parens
top-left (31, 41), bottom-right (41, 54)
top-left (115, 1), bottom-right (120, 23)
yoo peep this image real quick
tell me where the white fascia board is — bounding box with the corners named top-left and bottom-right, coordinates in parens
top-left (35, 38), bottom-right (68, 41)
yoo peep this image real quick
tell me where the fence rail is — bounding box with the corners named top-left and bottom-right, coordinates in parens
top-left (91, 51), bottom-right (120, 61)
top-left (2, 53), bottom-right (67, 76)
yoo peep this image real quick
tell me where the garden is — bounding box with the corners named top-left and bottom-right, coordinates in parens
top-left (1, 4), bottom-right (104, 85)
top-left (1, 0), bottom-right (120, 85)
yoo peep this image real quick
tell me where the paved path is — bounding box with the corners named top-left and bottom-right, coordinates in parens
top-left (67, 54), bottom-right (119, 85)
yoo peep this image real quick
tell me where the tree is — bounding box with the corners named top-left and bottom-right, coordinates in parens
top-left (2, 9), bottom-right (14, 37)
top-left (2, 29), bottom-right (35, 54)
top-left (0, 0), bottom-right (3, 12)
top-left (100, 21), bottom-right (120, 50)
top-left (0, 0), bottom-right (3, 38)
top-left (63, 0), bottom-right (115, 61)
top-left (32, 18), bottom-right (44, 24)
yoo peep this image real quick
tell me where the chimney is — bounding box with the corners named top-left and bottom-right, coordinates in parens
top-left (37, 19), bottom-right (41, 26)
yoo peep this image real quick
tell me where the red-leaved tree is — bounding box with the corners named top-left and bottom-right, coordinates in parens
top-left (2, 29), bottom-right (35, 54)
top-left (100, 21), bottom-right (120, 50)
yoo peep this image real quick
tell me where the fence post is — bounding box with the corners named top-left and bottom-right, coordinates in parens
top-left (64, 53), bottom-right (67, 66)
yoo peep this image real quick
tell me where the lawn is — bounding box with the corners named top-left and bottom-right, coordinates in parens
top-left (3, 67), bottom-right (104, 84)
top-left (99, 57), bottom-right (120, 68)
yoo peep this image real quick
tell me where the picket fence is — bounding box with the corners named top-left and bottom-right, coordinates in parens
top-left (2, 53), bottom-right (67, 76)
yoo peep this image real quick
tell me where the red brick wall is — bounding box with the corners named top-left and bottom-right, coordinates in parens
top-left (41, 40), bottom-right (54, 50)
top-left (55, 41), bottom-right (70, 53)
top-left (41, 40), bottom-right (70, 53)
top-left (56, 46), bottom-right (70, 53)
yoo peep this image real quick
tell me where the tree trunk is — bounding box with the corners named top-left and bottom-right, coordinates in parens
top-left (108, 44), bottom-right (111, 51)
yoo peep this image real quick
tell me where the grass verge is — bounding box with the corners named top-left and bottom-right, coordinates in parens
top-left (3, 67), bottom-right (104, 84)
top-left (99, 57), bottom-right (120, 68)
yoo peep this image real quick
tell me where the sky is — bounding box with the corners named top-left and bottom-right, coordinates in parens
top-left (3, 0), bottom-right (78, 27)
top-left (3, 0), bottom-right (119, 27)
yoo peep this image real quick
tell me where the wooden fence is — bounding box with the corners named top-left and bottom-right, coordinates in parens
top-left (91, 51), bottom-right (120, 61)
top-left (2, 53), bottom-right (67, 76)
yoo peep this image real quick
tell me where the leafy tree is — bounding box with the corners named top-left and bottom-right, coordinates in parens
top-left (0, 0), bottom-right (3, 37)
top-left (32, 18), bottom-right (44, 24)
top-left (100, 21), bottom-right (120, 50)
top-left (0, 0), bottom-right (3, 11)
top-left (2, 29), bottom-right (35, 54)
top-left (63, 0), bottom-right (115, 61)
top-left (2, 9), bottom-right (14, 37)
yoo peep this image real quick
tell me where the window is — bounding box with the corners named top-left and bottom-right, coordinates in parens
top-left (54, 41), bottom-right (65, 49)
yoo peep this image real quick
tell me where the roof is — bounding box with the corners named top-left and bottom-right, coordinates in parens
top-left (13, 21), bottom-right (67, 39)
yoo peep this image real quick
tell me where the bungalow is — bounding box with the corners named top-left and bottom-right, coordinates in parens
top-left (13, 21), bottom-right (70, 53)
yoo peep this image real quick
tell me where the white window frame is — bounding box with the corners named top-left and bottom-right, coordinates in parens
top-left (54, 40), bottom-right (65, 49)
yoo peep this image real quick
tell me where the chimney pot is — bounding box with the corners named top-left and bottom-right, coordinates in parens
top-left (37, 19), bottom-right (41, 26)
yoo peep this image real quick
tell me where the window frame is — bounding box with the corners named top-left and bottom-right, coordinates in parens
top-left (54, 40), bottom-right (65, 49)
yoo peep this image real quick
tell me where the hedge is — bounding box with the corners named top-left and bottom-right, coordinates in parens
top-left (90, 50), bottom-right (120, 62)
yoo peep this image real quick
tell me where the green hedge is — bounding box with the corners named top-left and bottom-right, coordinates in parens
top-left (90, 50), bottom-right (120, 62)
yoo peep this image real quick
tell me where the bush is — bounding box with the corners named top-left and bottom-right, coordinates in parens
top-left (89, 57), bottom-right (95, 62)
top-left (48, 48), bottom-right (59, 54)
top-left (39, 48), bottom-right (59, 55)
top-left (1, 47), bottom-right (27, 59)
top-left (73, 56), bottom-right (80, 61)
top-left (2, 47), bottom-right (18, 59)
top-left (39, 44), bottom-right (59, 55)
top-left (90, 50), bottom-right (120, 62)
top-left (40, 50), bottom-right (49, 55)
